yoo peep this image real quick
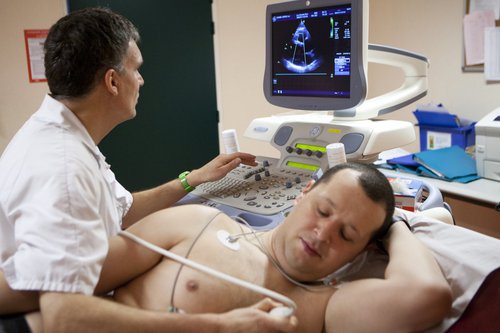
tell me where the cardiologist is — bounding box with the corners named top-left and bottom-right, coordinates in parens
top-left (0, 7), bottom-right (297, 333)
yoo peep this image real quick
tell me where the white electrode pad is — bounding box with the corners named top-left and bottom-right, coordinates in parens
top-left (217, 230), bottom-right (240, 251)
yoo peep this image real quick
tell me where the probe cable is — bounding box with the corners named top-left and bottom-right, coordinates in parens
top-left (118, 230), bottom-right (297, 313)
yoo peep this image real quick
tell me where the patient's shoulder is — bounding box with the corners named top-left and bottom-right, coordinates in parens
top-left (166, 204), bottom-right (222, 219)
top-left (128, 205), bottom-right (231, 247)
top-left (148, 204), bottom-right (230, 231)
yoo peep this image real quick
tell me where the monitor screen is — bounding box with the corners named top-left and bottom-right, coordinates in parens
top-left (264, 0), bottom-right (367, 111)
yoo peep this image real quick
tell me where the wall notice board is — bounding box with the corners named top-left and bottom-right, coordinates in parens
top-left (463, 0), bottom-right (500, 72)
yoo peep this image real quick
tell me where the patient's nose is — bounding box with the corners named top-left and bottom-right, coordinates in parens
top-left (315, 219), bottom-right (336, 243)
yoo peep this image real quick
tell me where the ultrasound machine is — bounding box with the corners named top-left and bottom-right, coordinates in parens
top-left (178, 0), bottom-right (433, 229)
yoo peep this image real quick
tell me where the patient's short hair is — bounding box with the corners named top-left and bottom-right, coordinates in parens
top-left (313, 162), bottom-right (395, 242)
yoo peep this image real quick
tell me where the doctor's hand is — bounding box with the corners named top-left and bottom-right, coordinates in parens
top-left (218, 298), bottom-right (298, 333)
top-left (187, 152), bottom-right (257, 187)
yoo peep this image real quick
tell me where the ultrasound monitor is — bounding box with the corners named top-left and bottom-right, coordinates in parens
top-left (264, 0), bottom-right (368, 112)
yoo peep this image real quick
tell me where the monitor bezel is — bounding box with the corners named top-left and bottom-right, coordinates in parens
top-left (263, 0), bottom-right (367, 112)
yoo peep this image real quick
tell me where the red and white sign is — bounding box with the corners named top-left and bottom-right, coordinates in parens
top-left (24, 29), bottom-right (49, 83)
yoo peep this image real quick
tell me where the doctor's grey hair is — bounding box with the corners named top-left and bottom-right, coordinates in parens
top-left (44, 7), bottom-right (140, 99)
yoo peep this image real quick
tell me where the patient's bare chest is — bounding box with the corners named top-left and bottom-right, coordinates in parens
top-left (171, 239), bottom-right (270, 313)
top-left (170, 238), bottom-right (334, 333)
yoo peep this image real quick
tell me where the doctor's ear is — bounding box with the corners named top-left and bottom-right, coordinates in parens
top-left (294, 179), bottom-right (316, 205)
top-left (104, 69), bottom-right (119, 95)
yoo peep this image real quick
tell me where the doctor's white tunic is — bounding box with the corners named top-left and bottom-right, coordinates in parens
top-left (0, 95), bottom-right (132, 295)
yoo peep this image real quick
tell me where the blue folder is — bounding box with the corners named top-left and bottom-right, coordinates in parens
top-left (387, 153), bottom-right (419, 168)
top-left (412, 146), bottom-right (479, 183)
top-left (383, 154), bottom-right (419, 174)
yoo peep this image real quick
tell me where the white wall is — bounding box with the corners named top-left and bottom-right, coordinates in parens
top-left (0, 0), bottom-right (66, 152)
top-left (0, 0), bottom-right (66, 150)
top-left (213, 0), bottom-right (500, 157)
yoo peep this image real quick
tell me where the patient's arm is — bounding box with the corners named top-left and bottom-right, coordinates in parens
top-left (324, 222), bottom-right (452, 333)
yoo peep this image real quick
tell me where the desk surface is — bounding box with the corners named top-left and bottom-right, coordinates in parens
top-left (380, 169), bottom-right (500, 206)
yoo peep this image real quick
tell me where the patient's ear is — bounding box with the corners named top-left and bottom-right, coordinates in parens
top-left (303, 179), bottom-right (315, 193)
top-left (294, 179), bottom-right (316, 205)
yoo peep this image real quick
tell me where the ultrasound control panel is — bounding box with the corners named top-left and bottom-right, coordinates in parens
top-left (191, 157), bottom-right (314, 216)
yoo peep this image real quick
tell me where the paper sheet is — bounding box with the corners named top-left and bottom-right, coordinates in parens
top-left (374, 148), bottom-right (410, 165)
top-left (484, 27), bottom-right (500, 80)
top-left (463, 10), bottom-right (496, 65)
top-left (469, 0), bottom-right (500, 20)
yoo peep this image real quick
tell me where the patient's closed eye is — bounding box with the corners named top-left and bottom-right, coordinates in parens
top-left (316, 203), bottom-right (332, 218)
top-left (340, 229), bottom-right (351, 242)
top-left (318, 209), bottom-right (329, 217)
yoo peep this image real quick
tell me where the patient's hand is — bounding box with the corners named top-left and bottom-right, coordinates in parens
top-left (189, 152), bottom-right (257, 186)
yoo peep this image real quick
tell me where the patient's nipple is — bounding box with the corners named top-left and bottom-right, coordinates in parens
top-left (186, 280), bottom-right (199, 292)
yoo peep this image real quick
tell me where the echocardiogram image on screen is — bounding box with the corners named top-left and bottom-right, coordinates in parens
top-left (271, 4), bottom-right (352, 98)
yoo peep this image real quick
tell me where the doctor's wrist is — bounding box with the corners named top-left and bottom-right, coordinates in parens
top-left (186, 169), bottom-right (205, 188)
top-left (179, 171), bottom-right (195, 193)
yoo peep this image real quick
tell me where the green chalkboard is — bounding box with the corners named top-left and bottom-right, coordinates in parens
top-left (68, 0), bottom-right (219, 191)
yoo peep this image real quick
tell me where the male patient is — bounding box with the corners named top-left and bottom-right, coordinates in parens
top-left (100, 163), bottom-right (452, 333)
